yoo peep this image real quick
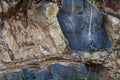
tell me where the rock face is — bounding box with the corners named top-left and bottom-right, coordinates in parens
top-left (57, 0), bottom-right (111, 52)
top-left (0, 1), bottom-right (66, 61)
top-left (0, 0), bottom-right (119, 80)
top-left (0, 63), bottom-right (112, 80)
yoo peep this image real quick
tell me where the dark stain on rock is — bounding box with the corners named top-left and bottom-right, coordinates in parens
top-left (57, 0), bottom-right (111, 52)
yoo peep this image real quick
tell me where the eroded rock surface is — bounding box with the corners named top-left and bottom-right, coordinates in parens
top-left (0, 0), bottom-right (119, 80)
top-left (0, 63), bottom-right (113, 80)
top-left (57, 0), bottom-right (111, 52)
top-left (0, 1), bottom-right (66, 61)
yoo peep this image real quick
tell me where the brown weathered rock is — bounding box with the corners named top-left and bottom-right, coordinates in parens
top-left (89, 53), bottom-right (100, 60)
top-left (3, 22), bottom-right (24, 59)
top-left (106, 15), bottom-right (120, 49)
top-left (116, 59), bottom-right (120, 68)
top-left (0, 1), bottom-right (119, 79)
top-left (0, 1), bottom-right (66, 61)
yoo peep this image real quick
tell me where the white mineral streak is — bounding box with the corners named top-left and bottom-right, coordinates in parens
top-left (88, 6), bottom-right (93, 41)
top-left (39, 45), bottom-right (50, 55)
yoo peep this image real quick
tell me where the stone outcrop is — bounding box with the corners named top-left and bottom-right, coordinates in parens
top-left (0, 63), bottom-right (114, 80)
top-left (0, 1), bottom-right (66, 61)
top-left (0, 0), bottom-right (119, 80)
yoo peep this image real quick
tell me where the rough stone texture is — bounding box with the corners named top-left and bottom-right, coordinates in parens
top-left (0, 1), bottom-right (66, 61)
top-left (3, 70), bottom-right (25, 80)
top-left (107, 15), bottom-right (120, 47)
top-left (0, 0), bottom-right (119, 80)
top-left (0, 63), bottom-right (113, 80)
top-left (23, 68), bottom-right (51, 80)
top-left (57, 0), bottom-right (111, 52)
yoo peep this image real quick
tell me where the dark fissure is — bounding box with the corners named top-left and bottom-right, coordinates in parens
top-left (57, 0), bottom-right (111, 52)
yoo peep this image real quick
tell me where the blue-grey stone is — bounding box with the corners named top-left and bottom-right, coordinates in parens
top-left (0, 73), bottom-right (5, 80)
top-left (50, 63), bottom-right (104, 80)
top-left (0, 64), bottom-right (105, 80)
top-left (86, 67), bottom-right (102, 80)
top-left (23, 68), bottom-right (51, 80)
top-left (3, 70), bottom-right (25, 80)
top-left (50, 63), bottom-right (88, 80)
top-left (57, 0), bottom-right (111, 52)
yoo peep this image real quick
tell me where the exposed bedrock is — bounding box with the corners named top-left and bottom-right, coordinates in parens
top-left (0, 0), bottom-right (119, 79)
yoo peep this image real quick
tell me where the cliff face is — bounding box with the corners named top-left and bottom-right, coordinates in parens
top-left (0, 0), bottom-right (120, 79)
top-left (0, 1), bottom-right (66, 62)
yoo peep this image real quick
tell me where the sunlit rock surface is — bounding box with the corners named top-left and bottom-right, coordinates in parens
top-left (0, 1), bottom-right (66, 61)
top-left (106, 15), bottom-right (120, 48)
top-left (0, 0), bottom-right (119, 80)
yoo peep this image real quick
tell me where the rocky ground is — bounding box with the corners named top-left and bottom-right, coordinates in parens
top-left (0, 0), bottom-right (120, 80)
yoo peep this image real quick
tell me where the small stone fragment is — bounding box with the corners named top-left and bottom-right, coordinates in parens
top-left (83, 52), bottom-right (91, 59)
top-left (116, 59), bottom-right (120, 68)
top-left (90, 53), bottom-right (100, 60)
